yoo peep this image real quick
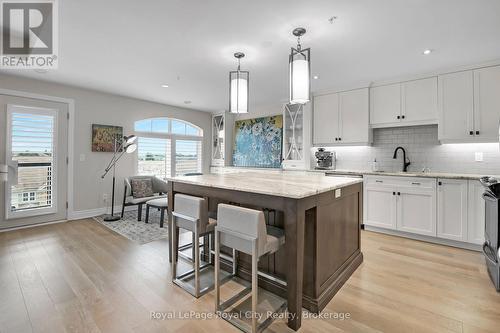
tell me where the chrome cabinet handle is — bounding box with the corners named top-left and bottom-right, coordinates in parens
top-left (411, 182), bottom-right (421, 185)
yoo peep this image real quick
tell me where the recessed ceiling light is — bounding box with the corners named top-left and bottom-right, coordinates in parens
top-left (161, 84), bottom-right (169, 88)
top-left (423, 49), bottom-right (432, 55)
top-left (313, 75), bottom-right (319, 80)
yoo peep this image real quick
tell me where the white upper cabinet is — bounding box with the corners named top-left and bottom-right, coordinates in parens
top-left (313, 93), bottom-right (339, 145)
top-left (338, 88), bottom-right (370, 144)
top-left (473, 65), bottom-right (500, 142)
top-left (402, 77), bottom-right (438, 123)
top-left (370, 83), bottom-right (401, 126)
top-left (439, 65), bottom-right (500, 143)
top-left (437, 179), bottom-right (468, 241)
top-left (438, 71), bottom-right (474, 142)
top-left (370, 77), bottom-right (438, 128)
top-left (313, 88), bottom-right (370, 145)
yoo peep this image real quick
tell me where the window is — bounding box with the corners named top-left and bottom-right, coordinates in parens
top-left (8, 109), bottom-right (55, 215)
top-left (137, 137), bottom-right (171, 178)
top-left (175, 140), bottom-right (202, 176)
top-left (134, 118), bottom-right (203, 178)
top-left (20, 192), bottom-right (36, 202)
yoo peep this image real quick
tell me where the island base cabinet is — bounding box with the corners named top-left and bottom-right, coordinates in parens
top-left (222, 183), bottom-right (363, 313)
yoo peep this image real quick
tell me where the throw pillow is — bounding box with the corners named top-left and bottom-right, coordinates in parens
top-left (131, 179), bottom-right (154, 198)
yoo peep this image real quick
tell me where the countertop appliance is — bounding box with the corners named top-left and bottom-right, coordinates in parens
top-left (480, 176), bottom-right (500, 291)
top-left (315, 148), bottom-right (335, 170)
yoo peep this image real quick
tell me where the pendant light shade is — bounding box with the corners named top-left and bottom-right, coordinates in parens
top-left (229, 52), bottom-right (249, 113)
top-left (289, 28), bottom-right (310, 105)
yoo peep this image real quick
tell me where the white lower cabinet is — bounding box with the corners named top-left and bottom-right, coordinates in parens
top-left (364, 175), bottom-right (484, 247)
top-left (467, 180), bottom-right (486, 245)
top-left (364, 176), bottom-right (436, 236)
top-left (397, 186), bottom-right (437, 237)
top-left (437, 179), bottom-right (468, 241)
top-left (364, 184), bottom-right (397, 229)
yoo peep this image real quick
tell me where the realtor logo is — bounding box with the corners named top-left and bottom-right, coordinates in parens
top-left (1, 0), bottom-right (58, 69)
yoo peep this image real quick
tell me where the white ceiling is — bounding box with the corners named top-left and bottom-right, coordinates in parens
top-left (3, 0), bottom-right (500, 112)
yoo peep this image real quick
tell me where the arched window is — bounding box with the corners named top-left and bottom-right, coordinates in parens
top-left (134, 118), bottom-right (203, 178)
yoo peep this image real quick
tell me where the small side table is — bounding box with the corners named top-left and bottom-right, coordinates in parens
top-left (145, 198), bottom-right (168, 228)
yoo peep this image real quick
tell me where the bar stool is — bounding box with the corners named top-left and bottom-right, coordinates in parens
top-left (215, 204), bottom-right (286, 333)
top-left (171, 194), bottom-right (235, 298)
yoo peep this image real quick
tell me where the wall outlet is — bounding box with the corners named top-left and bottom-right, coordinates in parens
top-left (79, 154), bottom-right (86, 162)
top-left (103, 193), bottom-right (108, 203)
top-left (475, 152), bottom-right (483, 162)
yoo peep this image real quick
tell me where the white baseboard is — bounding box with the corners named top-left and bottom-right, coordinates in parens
top-left (364, 225), bottom-right (482, 252)
top-left (68, 205), bottom-right (137, 221)
top-left (0, 219), bottom-right (68, 233)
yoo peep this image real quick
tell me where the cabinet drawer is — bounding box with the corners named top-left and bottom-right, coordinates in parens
top-left (364, 175), bottom-right (436, 189)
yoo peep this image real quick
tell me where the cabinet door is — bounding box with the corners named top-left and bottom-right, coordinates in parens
top-left (467, 180), bottom-right (485, 244)
top-left (402, 77), bottom-right (438, 124)
top-left (339, 88), bottom-right (370, 144)
top-left (364, 184), bottom-right (397, 229)
top-left (473, 66), bottom-right (500, 142)
top-left (437, 179), bottom-right (468, 241)
top-left (313, 93), bottom-right (339, 144)
top-left (370, 83), bottom-right (401, 126)
top-left (397, 187), bottom-right (436, 236)
top-left (438, 71), bottom-right (474, 142)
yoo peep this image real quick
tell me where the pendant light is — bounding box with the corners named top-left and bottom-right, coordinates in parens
top-left (229, 52), bottom-right (249, 113)
top-left (289, 27), bottom-right (310, 105)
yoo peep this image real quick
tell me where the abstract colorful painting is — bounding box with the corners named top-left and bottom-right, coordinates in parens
top-left (91, 124), bottom-right (123, 152)
top-left (233, 115), bottom-right (283, 168)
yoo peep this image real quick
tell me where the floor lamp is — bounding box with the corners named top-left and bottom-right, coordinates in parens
top-left (101, 134), bottom-right (137, 221)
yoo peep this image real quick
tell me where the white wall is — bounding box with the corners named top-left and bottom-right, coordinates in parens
top-left (0, 74), bottom-right (212, 213)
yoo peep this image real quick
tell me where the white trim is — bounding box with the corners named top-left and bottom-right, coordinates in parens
top-left (364, 225), bottom-right (481, 252)
top-left (0, 88), bottom-right (75, 221)
top-left (0, 219), bottom-right (68, 232)
top-left (68, 204), bottom-right (137, 221)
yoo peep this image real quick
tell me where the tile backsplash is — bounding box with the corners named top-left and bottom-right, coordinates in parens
top-left (312, 125), bottom-right (500, 175)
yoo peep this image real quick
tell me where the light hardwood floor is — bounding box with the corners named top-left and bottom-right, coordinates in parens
top-left (0, 219), bottom-right (499, 333)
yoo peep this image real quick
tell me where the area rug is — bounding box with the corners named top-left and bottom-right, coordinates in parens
top-left (93, 209), bottom-right (168, 245)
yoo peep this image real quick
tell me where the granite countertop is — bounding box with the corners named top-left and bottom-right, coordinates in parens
top-left (309, 169), bottom-right (495, 180)
top-left (168, 171), bottom-right (362, 199)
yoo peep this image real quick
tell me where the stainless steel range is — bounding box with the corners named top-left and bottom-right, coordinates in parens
top-left (480, 176), bottom-right (500, 291)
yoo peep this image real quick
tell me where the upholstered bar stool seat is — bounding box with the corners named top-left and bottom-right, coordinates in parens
top-left (215, 204), bottom-right (287, 333)
top-left (171, 194), bottom-right (234, 298)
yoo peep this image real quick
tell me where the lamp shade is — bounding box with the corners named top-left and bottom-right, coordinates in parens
top-left (229, 71), bottom-right (249, 114)
top-left (125, 143), bottom-right (137, 153)
top-left (289, 47), bottom-right (310, 104)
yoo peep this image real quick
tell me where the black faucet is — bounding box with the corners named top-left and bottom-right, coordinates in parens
top-left (393, 146), bottom-right (411, 172)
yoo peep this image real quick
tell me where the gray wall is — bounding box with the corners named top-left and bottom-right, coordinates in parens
top-left (0, 74), bottom-right (212, 213)
top-left (315, 125), bottom-right (500, 175)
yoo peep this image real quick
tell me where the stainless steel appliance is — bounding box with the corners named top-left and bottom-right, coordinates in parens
top-left (480, 176), bottom-right (500, 291)
top-left (315, 148), bottom-right (335, 170)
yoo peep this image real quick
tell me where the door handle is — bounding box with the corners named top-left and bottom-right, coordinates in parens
top-left (397, 192), bottom-right (401, 196)
top-left (483, 242), bottom-right (498, 264)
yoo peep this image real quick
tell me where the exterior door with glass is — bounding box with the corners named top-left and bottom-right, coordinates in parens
top-left (0, 95), bottom-right (68, 229)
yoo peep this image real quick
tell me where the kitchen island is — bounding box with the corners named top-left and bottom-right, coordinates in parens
top-left (166, 171), bottom-right (363, 331)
